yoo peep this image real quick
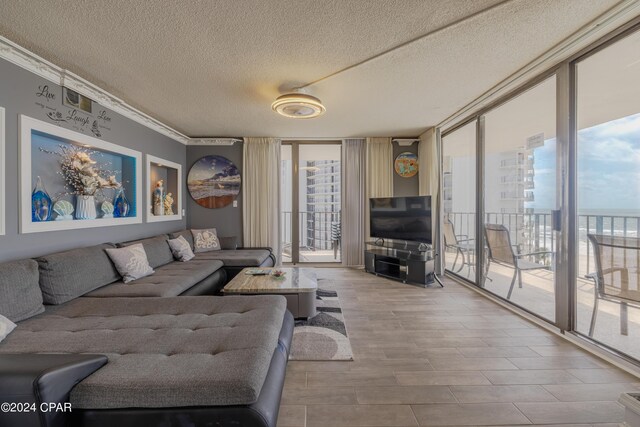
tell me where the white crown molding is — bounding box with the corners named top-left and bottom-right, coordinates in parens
top-left (0, 35), bottom-right (239, 146)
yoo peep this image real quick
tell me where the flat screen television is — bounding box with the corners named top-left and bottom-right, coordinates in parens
top-left (369, 196), bottom-right (432, 243)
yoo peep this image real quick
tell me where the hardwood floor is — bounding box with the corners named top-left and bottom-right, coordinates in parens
top-left (278, 268), bottom-right (640, 426)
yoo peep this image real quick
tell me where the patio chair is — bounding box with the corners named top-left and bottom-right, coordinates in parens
top-left (484, 223), bottom-right (553, 300)
top-left (443, 218), bottom-right (475, 275)
top-left (587, 234), bottom-right (640, 337)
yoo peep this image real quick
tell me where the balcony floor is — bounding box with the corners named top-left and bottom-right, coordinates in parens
top-left (282, 249), bottom-right (341, 264)
top-left (445, 251), bottom-right (640, 360)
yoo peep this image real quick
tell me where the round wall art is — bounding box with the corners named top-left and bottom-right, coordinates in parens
top-left (187, 155), bottom-right (241, 209)
top-left (394, 152), bottom-right (419, 178)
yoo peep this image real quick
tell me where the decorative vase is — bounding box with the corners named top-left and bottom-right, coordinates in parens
top-left (153, 181), bottom-right (164, 216)
top-left (75, 195), bottom-right (97, 220)
top-left (31, 176), bottom-right (53, 222)
top-left (113, 188), bottom-right (130, 218)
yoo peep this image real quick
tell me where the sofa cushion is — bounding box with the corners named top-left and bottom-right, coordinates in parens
top-left (36, 244), bottom-right (120, 305)
top-left (192, 228), bottom-right (221, 252)
top-left (167, 235), bottom-right (195, 262)
top-left (0, 295), bottom-right (287, 408)
top-left (105, 244), bottom-right (155, 284)
top-left (220, 236), bottom-right (238, 250)
top-left (118, 235), bottom-right (174, 269)
top-left (195, 249), bottom-right (272, 267)
top-left (85, 259), bottom-right (224, 297)
top-left (0, 259), bottom-right (44, 322)
top-left (169, 230), bottom-right (194, 250)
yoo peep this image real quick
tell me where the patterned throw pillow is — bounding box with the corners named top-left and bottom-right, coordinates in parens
top-left (105, 243), bottom-right (155, 283)
top-left (168, 235), bottom-right (195, 262)
top-left (191, 228), bottom-right (221, 253)
top-left (0, 314), bottom-right (17, 344)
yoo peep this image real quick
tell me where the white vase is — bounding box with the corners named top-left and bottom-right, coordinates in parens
top-left (75, 195), bottom-right (97, 220)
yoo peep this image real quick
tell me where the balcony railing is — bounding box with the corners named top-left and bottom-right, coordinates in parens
top-left (281, 211), bottom-right (341, 259)
top-left (446, 211), bottom-right (640, 276)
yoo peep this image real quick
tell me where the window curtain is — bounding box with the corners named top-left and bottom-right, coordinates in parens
top-left (242, 137), bottom-right (281, 264)
top-left (366, 137), bottom-right (393, 239)
top-left (341, 139), bottom-right (366, 266)
top-left (418, 128), bottom-right (443, 274)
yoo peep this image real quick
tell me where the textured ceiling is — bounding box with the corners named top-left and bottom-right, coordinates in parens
top-left (0, 0), bottom-right (624, 138)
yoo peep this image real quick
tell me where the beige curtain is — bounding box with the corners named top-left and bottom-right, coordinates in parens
top-left (418, 128), bottom-right (443, 274)
top-left (341, 139), bottom-right (366, 266)
top-left (242, 137), bottom-right (281, 264)
top-left (366, 137), bottom-right (393, 239)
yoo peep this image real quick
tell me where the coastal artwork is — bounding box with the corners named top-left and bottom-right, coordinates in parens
top-left (187, 155), bottom-right (241, 209)
top-left (394, 152), bottom-right (419, 178)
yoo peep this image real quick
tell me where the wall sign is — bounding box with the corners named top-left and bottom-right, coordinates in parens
top-left (34, 84), bottom-right (113, 138)
top-left (187, 155), bottom-right (240, 209)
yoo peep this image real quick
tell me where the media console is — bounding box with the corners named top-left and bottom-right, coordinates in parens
top-left (364, 240), bottom-right (442, 287)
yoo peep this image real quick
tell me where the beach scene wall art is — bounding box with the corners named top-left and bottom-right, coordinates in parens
top-left (187, 155), bottom-right (240, 209)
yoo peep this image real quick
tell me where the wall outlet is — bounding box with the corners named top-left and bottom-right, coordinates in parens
top-left (182, 209), bottom-right (186, 216)
top-left (233, 200), bottom-right (238, 208)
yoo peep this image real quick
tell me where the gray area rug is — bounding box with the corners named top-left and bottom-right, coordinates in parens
top-left (289, 286), bottom-right (354, 361)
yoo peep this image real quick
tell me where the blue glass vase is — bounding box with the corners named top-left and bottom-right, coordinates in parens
top-left (113, 188), bottom-right (130, 218)
top-left (32, 176), bottom-right (52, 222)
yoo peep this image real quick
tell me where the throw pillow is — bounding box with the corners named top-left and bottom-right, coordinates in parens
top-left (168, 235), bottom-right (195, 262)
top-left (105, 243), bottom-right (155, 283)
top-left (0, 314), bottom-right (17, 344)
top-left (191, 228), bottom-right (221, 253)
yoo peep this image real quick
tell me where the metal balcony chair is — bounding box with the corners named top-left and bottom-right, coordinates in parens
top-left (443, 219), bottom-right (475, 276)
top-left (587, 234), bottom-right (640, 337)
top-left (484, 223), bottom-right (553, 300)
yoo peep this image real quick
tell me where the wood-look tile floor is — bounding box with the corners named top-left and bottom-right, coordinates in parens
top-left (277, 268), bottom-right (640, 427)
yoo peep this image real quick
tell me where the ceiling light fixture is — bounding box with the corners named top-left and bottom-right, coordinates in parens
top-left (272, 89), bottom-right (326, 119)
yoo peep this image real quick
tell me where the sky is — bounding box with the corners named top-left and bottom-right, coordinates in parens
top-left (529, 112), bottom-right (640, 213)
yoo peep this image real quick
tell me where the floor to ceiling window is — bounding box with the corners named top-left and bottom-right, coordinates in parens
top-left (574, 29), bottom-right (640, 359)
top-left (281, 142), bottom-right (342, 264)
top-left (442, 121), bottom-right (477, 283)
top-left (482, 76), bottom-right (557, 322)
top-left (441, 22), bottom-right (640, 365)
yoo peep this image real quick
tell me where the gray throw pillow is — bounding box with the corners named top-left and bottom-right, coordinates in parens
top-left (0, 259), bottom-right (44, 322)
top-left (0, 314), bottom-right (16, 343)
top-left (105, 243), bottom-right (155, 283)
top-left (191, 228), bottom-right (221, 253)
top-left (168, 235), bottom-right (195, 262)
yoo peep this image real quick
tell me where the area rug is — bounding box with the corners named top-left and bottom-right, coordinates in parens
top-left (289, 287), bottom-right (354, 361)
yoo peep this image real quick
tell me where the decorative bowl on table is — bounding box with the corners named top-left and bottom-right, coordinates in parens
top-left (271, 269), bottom-right (286, 280)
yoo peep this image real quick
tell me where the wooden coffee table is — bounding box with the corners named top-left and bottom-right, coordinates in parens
top-left (223, 267), bottom-right (317, 319)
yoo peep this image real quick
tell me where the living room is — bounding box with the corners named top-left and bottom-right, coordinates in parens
top-left (1, 1), bottom-right (640, 426)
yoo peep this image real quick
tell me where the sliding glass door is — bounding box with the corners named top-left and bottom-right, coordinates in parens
top-left (441, 22), bottom-right (640, 364)
top-left (482, 76), bottom-right (558, 322)
top-left (574, 29), bottom-right (640, 359)
top-left (281, 142), bottom-right (342, 264)
top-left (442, 122), bottom-right (477, 283)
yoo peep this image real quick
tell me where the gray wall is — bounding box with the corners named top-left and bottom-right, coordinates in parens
top-left (186, 144), bottom-right (243, 242)
top-left (0, 58), bottom-right (187, 262)
top-left (392, 140), bottom-right (419, 196)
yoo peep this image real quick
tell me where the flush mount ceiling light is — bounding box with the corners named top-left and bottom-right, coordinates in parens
top-left (271, 90), bottom-right (326, 119)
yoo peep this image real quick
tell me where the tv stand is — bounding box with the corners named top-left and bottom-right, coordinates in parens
top-left (364, 240), bottom-right (442, 287)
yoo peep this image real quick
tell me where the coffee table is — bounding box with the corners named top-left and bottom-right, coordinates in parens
top-left (223, 267), bottom-right (317, 319)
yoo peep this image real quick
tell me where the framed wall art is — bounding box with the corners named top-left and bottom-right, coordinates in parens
top-left (394, 152), bottom-right (419, 178)
top-left (19, 115), bottom-right (142, 233)
top-left (187, 155), bottom-right (240, 209)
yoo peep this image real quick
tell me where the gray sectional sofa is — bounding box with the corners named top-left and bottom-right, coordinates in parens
top-left (0, 231), bottom-right (289, 427)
